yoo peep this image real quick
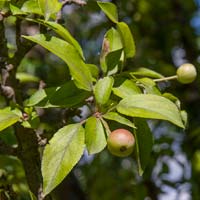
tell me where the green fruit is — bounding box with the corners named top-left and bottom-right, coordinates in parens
top-left (107, 129), bottom-right (135, 157)
top-left (176, 63), bottom-right (197, 84)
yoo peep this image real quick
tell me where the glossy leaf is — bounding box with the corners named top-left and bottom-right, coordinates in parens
top-left (23, 34), bottom-right (93, 91)
top-left (36, 20), bottom-right (84, 59)
top-left (113, 79), bottom-right (141, 98)
top-left (0, 109), bottom-right (20, 132)
top-left (97, 1), bottom-right (118, 23)
top-left (38, 0), bottom-right (61, 20)
top-left (137, 78), bottom-right (161, 95)
top-left (49, 81), bottom-right (90, 107)
top-left (134, 119), bottom-right (153, 175)
top-left (26, 81), bottom-right (89, 108)
top-left (85, 116), bottom-right (106, 154)
top-left (22, 0), bottom-right (42, 15)
top-left (25, 87), bottom-right (55, 107)
top-left (117, 22), bottom-right (135, 58)
top-left (131, 67), bottom-right (164, 78)
top-left (106, 48), bottom-right (123, 74)
top-left (103, 112), bottom-right (136, 128)
top-left (94, 76), bottom-right (114, 105)
top-left (117, 94), bottom-right (184, 128)
top-left (100, 28), bottom-right (123, 73)
top-left (42, 124), bottom-right (85, 196)
top-left (16, 72), bottom-right (40, 83)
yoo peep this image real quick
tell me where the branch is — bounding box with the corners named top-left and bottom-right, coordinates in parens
top-left (0, 13), bottom-right (8, 66)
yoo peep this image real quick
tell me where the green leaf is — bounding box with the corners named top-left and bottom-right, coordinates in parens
top-left (87, 64), bottom-right (99, 80)
top-left (42, 124), bottom-right (85, 196)
top-left (38, 0), bottom-right (61, 20)
top-left (0, 109), bottom-right (20, 132)
top-left (117, 22), bottom-right (136, 58)
top-left (137, 78), bottom-right (161, 95)
top-left (26, 81), bottom-right (90, 108)
top-left (94, 76), bottom-right (114, 105)
top-left (131, 67), bottom-right (164, 78)
top-left (97, 1), bottom-right (118, 23)
top-left (103, 112), bottom-right (136, 128)
top-left (10, 4), bottom-right (27, 15)
top-left (113, 79), bottom-right (141, 98)
top-left (134, 119), bottom-right (153, 175)
top-left (16, 72), bottom-right (40, 83)
top-left (49, 81), bottom-right (90, 107)
top-left (22, 0), bottom-right (42, 15)
top-left (117, 94), bottom-right (184, 128)
top-left (25, 87), bottom-right (55, 107)
top-left (29, 191), bottom-right (37, 200)
top-left (100, 28), bottom-right (123, 73)
top-left (36, 20), bottom-right (84, 59)
top-left (106, 48), bottom-right (123, 74)
top-left (85, 116), bottom-right (106, 154)
top-left (23, 34), bottom-right (93, 91)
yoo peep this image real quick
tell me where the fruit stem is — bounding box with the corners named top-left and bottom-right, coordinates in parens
top-left (154, 75), bottom-right (178, 82)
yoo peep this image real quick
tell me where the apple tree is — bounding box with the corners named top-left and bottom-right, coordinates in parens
top-left (0, 0), bottom-right (197, 199)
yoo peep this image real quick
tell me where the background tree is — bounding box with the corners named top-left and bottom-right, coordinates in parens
top-left (0, 0), bottom-right (199, 200)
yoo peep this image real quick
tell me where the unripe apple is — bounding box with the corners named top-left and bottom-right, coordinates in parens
top-left (107, 129), bottom-right (135, 157)
top-left (176, 63), bottom-right (197, 84)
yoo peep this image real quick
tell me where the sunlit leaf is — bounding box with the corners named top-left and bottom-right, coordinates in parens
top-left (94, 76), bottom-right (114, 105)
top-left (117, 22), bottom-right (135, 58)
top-left (85, 116), bottom-right (106, 154)
top-left (0, 109), bottom-right (20, 132)
top-left (103, 112), bottom-right (136, 128)
top-left (42, 124), bottom-right (85, 196)
top-left (113, 79), bottom-right (141, 98)
top-left (38, 0), bottom-right (61, 20)
top-left (23, 34), bottom-right (93, 91)
top-left (117, 94), bottom-right (184, 128)
top-left (97, 1), bottom-right (118, 23)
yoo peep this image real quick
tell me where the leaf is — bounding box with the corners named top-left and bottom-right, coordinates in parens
top-left (117, 94), bottom-right (184, 128)
top-left (22, 0), bottom-right (42, 15)
top-left (49, 81), bottom-right (90, 107)
top-left (134, 119), bottom-right (153, 175)
top-left (100, 28), bottom-right (123, 73)
top-left (42, 124), bottom-right (85, 196)
top-left (94, 76), bottom-right (114, 105)
top-left (117, 22), bottom-right (136, 58)
top-left (10, 4), bottom-right (27, 15)
top-left (103, 112), bottom-right (136, 128)
top-left (85, 116), bottom-right (106, 154)
top-left (97, 1), bottom-right (118, 23)
top-left (16, 72), bottom-right (40, 83)
top-left (106, 48), bottom-right (123, 74)
top-left (131, 67), bottom-right (164, 78)
top-left (137, 78), bottom-right (161, 95)
top-left (112, 79), bottom-right (141, 98)
top-left (29, 191), bottom-right (37, 200)
top-left (38, 0), bottom-right (61, 20)
top-left (26, 81), bottom-right (90, 108)
top-left (25, 87), bottom-right (55, 107)
top-left (36, 20), bottom-right (84, 59)
top-left (0, 109), bottom-right (20, 132)
top-left (23, 34), bottom-right (93, 91)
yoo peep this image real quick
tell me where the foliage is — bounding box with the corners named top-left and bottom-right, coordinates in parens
top-left (0, 0), bottom-right (199, 199)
